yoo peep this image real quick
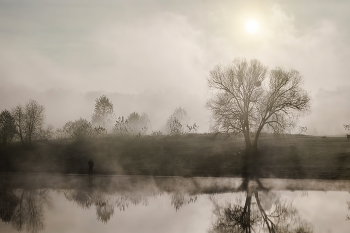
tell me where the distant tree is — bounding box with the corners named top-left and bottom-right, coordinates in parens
top-left (12, 100), bottom-right (45, 145)
top-left (114, 113), bottom-right (151, 136)
top-left (24, 100), bottom-right (45, 145)
top-left (38, 125), bottom-right (54, 141)
top-left (63, 118), bottom-right (93, 139)
top-left (11, 105), bottom-right (26, 144)
top-left (53, 128), bottom-right (66, 139)
top-left (0, 110), bottom-right (16, 146)
top-left (93, 126), bottom-right (107, 137)
top-left (165, 107), bottom-right (189, 135)
top-left (126, 112), bottom-right (151, 136)
top-left (207, 59), bottom-right (310, 154)
top-left (114, 116), bottom-right (129, 136)
top-left (169, 118), bottom-right (183, 135)
top-left (91, 95), bottom-right (114, 131)
top-left (151, 130), bottom-right (163, 136)
top-left (344, 125), bottom-right (350, 131)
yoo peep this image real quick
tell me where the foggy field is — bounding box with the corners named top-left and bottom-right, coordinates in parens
top-left (1, 134), bottom-right (350, 179)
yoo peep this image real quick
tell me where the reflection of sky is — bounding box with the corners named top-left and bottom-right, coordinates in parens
top-left (282, 191), bottom-right (350, 233)
top-left (1, 192), bottom-right (213, 233)
top-left (1, 190), bottom-right (350, 233)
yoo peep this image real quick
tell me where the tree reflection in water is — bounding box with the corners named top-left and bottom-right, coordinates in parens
top-left (171, 192), bottom-right (198, 211)
top-left (209, 179), bottom-right (313, 233)
top-left (0, 175), bottom-right (328, 232)
top-left (64, 189), bottom-right (115, 223)
top-left (63, 184), bottom-right (163, 223)
top-left (0, 188), bottom-right (52, 233)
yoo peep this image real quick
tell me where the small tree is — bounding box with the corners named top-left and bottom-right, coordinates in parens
top-left (165, 107), bottom-right (189, 135)
top-left (186, 123), bottom-right (199, 134)
top-left (63, 118), bottom-right (93, 139)
top-left (298, 126), bottom-right (307, 134)
top-left (93, 126), bottom-right (107, 137)
top-left (91, 95), bottom-right (114, 131)
top-left (127, 112), bottom-right (150, 135)
top-left (114, 113), bottom-right (151, 136)
top-left (114, 116), bottom-right (130, 136)
top-left (0, 110), bottom-right (16, 146)
top-left (38, 125), bottom-right (54, 140)
top-left (169, 118), bottom-right (183, 135)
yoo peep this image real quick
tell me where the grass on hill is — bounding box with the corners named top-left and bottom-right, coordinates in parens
top-left (0, 134), bottom-right (350, 179)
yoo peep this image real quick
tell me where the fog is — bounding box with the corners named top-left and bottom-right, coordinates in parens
top-left (1, 0), bottom-right (350, 134)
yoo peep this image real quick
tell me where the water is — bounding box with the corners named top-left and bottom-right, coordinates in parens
top-left (0, 174), bottom-right (350, 233)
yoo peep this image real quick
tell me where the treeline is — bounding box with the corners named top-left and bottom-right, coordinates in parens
top-left (0, 95), bottom-right (199, 147)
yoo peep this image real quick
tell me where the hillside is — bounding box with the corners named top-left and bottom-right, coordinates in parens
top-left (1, 134), bottom-right (350, 179)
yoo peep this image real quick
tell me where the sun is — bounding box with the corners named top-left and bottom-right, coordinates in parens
top-left (246, 19), bottom-right (258, 34)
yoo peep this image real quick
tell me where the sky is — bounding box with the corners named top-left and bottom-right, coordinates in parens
top-left (1, 0), bottom-right (350, 135)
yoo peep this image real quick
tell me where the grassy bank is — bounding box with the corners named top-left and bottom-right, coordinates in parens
top-left (1, 134), bottom-right (350, 179)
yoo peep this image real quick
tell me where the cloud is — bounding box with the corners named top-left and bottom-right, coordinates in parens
top-left (88, 13), bottom-right (208, 94)
top-left (1, 1), bottom-right (350, 135)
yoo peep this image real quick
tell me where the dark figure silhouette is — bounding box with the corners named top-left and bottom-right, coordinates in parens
top-left (88, 159), bottom-right (94, 175)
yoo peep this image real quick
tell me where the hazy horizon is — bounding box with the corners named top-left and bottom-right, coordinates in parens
top-left (1, 0), bottom-right (350, 135)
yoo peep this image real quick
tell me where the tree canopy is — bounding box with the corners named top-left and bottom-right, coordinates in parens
top-left (91, 95), bottom-right (114, 131)
top-left (165, 107), bottom-right (190, 135)
top-left (207, 58), bottom-right (310, 150)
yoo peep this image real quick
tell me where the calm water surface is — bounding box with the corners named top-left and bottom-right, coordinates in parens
top-left (1, 174), bottom-right (350, 233)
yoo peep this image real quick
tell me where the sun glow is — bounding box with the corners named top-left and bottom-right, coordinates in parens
top-left (246, 19), bottom-right (258, 34)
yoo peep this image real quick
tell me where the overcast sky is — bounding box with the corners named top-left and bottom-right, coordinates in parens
top-left (1, 0), bottom-right (350, 135)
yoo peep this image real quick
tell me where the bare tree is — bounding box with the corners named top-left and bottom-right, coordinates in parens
top-left (0, 109), bottom-right (16, 146)
top-left (207, 58), bottom-right (310, 153)
top-left (12, 105), bottom-right (26, 144)
top-left (24, 100), bottom-right (45, 145)
top-left (12, 100), bottom-right (45, 145)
